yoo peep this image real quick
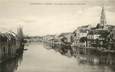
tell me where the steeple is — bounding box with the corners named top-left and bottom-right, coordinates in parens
top-left (100, 6), bottom-right (106, 28)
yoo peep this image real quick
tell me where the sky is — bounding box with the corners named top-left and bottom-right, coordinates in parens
top-left (0, 0), bottom-right (115, 36)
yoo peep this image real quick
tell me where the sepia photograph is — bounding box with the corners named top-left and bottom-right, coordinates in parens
top-left (0, 0), bottom-right (115, 72)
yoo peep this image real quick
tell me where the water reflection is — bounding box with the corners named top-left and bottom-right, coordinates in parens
top-left (0, 54), bottom-right (23, 72)
top-left (44, 43), bottom-right (115, 65)
top-left (2, 43), bottom-right (115, 72)
top-left (14, 43), bottom-right (115, 72)
top-left (42, 43), bottom-right (115, 72)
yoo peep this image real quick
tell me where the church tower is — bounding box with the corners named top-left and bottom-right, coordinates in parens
top-left (99, 6), bottom-right (107, 28)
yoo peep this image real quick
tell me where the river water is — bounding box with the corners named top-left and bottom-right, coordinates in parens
top-left (1, 43), bottom-right (115, 72)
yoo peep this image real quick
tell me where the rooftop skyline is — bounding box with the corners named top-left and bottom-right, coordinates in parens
top-left (0, 0), bottom-right (115, 36)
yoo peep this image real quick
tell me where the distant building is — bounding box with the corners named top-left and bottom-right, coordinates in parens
top-left (58, 32), bottom-right (73, 43)
top-left (72, 25), bottom-right (91, 47)
top-left (42, 35), bottom-right (56, 42)
top-left (73, 25), bottom-right (90, 40)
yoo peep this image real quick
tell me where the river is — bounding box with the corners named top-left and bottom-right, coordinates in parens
top-left (1, 43), bottom-right (115, 72)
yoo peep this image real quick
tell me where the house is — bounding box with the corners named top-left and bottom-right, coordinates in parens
top-left (72, 25), bottom-right (91, 47)
top-left (58, 32), bottom-right (73, 43)
top-left (73, 25), bottom-right (91, 39)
